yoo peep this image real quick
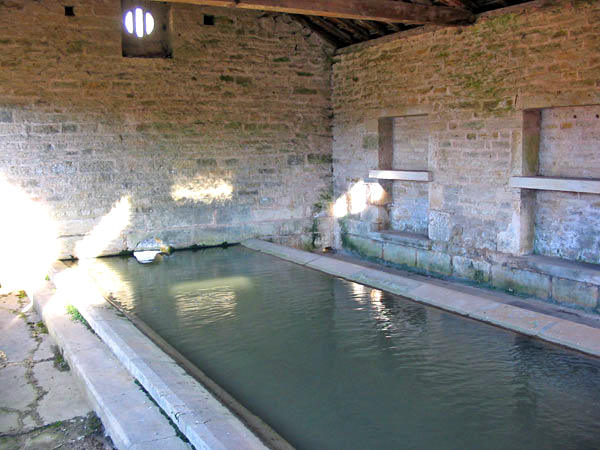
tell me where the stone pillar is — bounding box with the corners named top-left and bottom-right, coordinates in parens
top-left (509, 109), bottom-right (541, 255)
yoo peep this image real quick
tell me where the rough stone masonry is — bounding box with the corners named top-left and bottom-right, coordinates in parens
top-left (0, 0), bottom-right (334, 259)
top-left (331, 0), bottom-right (600, 310)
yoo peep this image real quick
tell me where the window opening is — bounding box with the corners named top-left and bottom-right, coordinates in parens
top-left (124, 7), bottom-right (155, 37)
top-left (121, 0), bottom-right (172, 58)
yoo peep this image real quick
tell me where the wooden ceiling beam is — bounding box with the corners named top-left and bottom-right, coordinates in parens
top-left (156, 0), bottom-right (476, 26)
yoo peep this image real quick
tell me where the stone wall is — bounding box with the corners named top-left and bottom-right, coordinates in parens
top-left (331, 0), bottom-right (600, 310)
top-left (0, 0), bottom-right (334, 259)
top-left (390, 116), bottom-right (430, 234)
top-left (535, 105), bottom-right (600, 263)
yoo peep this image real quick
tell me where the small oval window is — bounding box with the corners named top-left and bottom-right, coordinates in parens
top-left (124, 7), bottom-right (154, 37)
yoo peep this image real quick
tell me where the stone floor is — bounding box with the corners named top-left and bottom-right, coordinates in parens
top-left (0, 290), bottom-right (114, 450)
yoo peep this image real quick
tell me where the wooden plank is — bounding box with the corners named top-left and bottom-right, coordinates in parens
top-left (156, 0), bottom-right (476, 26)
top-left (369, 170), bottom-right (432, 182)
top-left (509, 176), bottom-right (600, 194)
top-left (328, 18), bottom-right (371, 41)
top-left (354, 19), bottom-right (387, 37)
top-left (307, 16), bottom-right (355, 44)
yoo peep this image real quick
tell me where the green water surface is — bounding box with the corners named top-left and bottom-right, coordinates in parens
top-left (82, 247), bottom-right (600, 450)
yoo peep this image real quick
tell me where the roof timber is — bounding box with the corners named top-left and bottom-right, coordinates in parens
top-left (156, 0), bottom-right (476, 26)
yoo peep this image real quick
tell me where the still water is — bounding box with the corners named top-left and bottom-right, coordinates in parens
top-left (82, 247), bottom-right (600, 450)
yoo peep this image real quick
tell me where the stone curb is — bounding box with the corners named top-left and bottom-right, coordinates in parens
top-left (242, 239), bottom-right (600, 358)
top-left (45, 261), bottom-right (275, 450)
top-left (27, 279), bottom-right (191, 450)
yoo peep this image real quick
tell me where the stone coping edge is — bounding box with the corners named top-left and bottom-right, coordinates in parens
top-left (242, 239), bottom-right (600, 358)
top-left (27, 275), bottom-right (191, 450)
top-left (42, 261), bottom-right (280, 450)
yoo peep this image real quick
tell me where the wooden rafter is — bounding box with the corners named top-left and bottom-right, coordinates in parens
top-left (292, 15), bottom-right (344, 47)
top-left (328, 18), bottom-right (371, 41)
top-left (437, 0), bottom-right (478, 11)
top-left (307, 16), bottom-right (355, 43)
top-left (156, 0), bottom-right (476, 26)
top-left (356, 19), bottom-right (392, 36)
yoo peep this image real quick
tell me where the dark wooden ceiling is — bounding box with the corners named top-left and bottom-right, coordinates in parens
top-left (160, 0), bottom-right (533, 48)
top-left (294, 0), bottom-right (529, 47)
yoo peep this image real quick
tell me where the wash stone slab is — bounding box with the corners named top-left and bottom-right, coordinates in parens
top-left (353, 268), bottom-right (422, 295)
top-left (243, 239), bottom-right (320, 265)
top-left (409, 284), bottom-right (500, 317)
top-left (304, 256), bottom-right (366, 279)
top-left (471, 304), bottom-right (558, 337)
top-left (539, 320), bottom-right (600, 357)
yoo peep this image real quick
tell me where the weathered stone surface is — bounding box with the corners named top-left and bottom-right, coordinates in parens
top-left (360, 205), bottom-right (389, 230)
top-left (491, 265), bottom-right (551, 299)
top-left (0, 364), bottom-right (35, 413)
top-left (382, 242), bottom-right (416, 267)
top-left (416, 249), bottom-right (452, 276)
top-left (35, 361), bottom-right (92, 425)
top-left (427, 210), bottom-right (451, 242)
top-left (134, 238), bottom-right (172, 254)
top-left (331, 0), bottom-right (600, 309)
top-left (341, 234), bottom-right (383, 259)
top-left (452, 255), bottom-right (491, 284)
top-left (551, 278), bottom-right (598, 309)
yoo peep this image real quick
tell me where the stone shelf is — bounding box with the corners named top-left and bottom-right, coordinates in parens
top-left (369, 170), bottom-right (431, 182)
top-left (509, 176), bottom-right (600, 194)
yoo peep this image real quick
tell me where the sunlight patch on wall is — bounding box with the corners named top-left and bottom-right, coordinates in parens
top-left (171, 176), bottom-right (233, 204)
top-left (0, 177), bottom-right (58, 291)
top-left (332, 180), bottom-right (385, 218)
top-left (74, 197), bottom-right (131, 259)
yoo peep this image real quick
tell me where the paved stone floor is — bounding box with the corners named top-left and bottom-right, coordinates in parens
top-left (0, 290), bottom-right (114, 449)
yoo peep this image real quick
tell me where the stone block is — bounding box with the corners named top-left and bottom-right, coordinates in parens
top-left (452, 255), bottom-right (491, 283)
top-left (360, 205), bottom-right (389, 230)
top-left (416, 249), bottom-right (452, 275)
top-left (428, 210), bottom-right (451, 242)
top-left (341, 234), bottom-right (383, 259)
top-left (382, 242), bottom-right (416, 267)
top-left (491, 265), bottom-right (551, 299)
top-left (551, 277), bottom-right (598, 309)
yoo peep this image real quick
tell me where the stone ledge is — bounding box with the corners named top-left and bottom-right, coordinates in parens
top-left (509, 176), bottom-right (600, 194)
top-left (338, 233), bottom-right (599, 311)
top-left (509, 254), bottom-right (600, 285)
top-left (369, 230), bottom-right (432, 250)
